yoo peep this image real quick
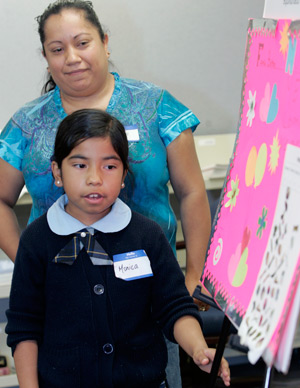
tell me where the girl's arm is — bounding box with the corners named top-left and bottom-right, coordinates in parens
top-left (0, 159), bottom-right (24, 262)
top-left (174, 316), bottom-right (231, 386)
top-left (14, 340), bottom-right (39, 388)
top-left (167, 129), bottom-right (212, 304)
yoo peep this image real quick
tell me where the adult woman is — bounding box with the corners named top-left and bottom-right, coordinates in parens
top-left (0, 1), bottom-right (211, 387)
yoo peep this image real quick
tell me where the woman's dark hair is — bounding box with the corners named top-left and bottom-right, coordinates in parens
top-left (52, 109), bottom-right (129, 174)
top-left (36, 0), bottom-right (106, 93)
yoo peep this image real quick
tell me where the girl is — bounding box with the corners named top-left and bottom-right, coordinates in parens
top-left (6, 109), bottom-right (230, 388)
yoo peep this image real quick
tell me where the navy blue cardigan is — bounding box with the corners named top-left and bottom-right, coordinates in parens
top-left (6, 211), bottom-right (202, 388)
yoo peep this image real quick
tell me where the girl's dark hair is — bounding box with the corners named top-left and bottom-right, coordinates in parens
top-left (36, 0), bottom-right (105, 93)
top-left (52, 109), bottom-right (129, 173)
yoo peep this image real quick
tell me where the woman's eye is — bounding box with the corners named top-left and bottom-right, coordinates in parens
top-left (52, 47), bottom-right (63, 53)
top-left (78, 41), bottom-right (89, 47)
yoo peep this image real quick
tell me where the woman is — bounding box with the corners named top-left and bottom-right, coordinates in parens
top-left (0, 1), bottom-right (211, 387)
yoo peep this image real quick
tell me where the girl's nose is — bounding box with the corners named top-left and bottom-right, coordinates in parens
top-left (87, 167), bottom-right (102, 185)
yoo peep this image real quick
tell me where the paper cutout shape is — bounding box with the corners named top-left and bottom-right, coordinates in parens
top-left (224, 175), bottom-right (240, 211)
top-left (279, 22), bottom-right (289, 57)
top-left (228, 227), bottom-right (251, 287)
top-left (260, 83), bottom-right (279, 124)
top-left (245, 144), bottom-right (267, 188)
top-left (260, 83), bottom-right (272, 123)
top-left (256, 206), bottom-right (268, 239)
top-left (285, 36), bottom-right (297, 75)
top-left (267, 84), bottom-right (279, 124)
top-left (213, 238), bottom-right (223, 265)
top-left (246, 90), bottom-right (256, 127)
top-left (269, 131), bottom-right (281, 174)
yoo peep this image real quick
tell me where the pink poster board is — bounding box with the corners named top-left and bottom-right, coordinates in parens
top-left (201, 19), bottom-right (300, 367)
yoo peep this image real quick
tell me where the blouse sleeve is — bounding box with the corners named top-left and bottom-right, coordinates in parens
top-left (5, 230), bottom-right (46, 355)
top-left (0, 118), bottom-right (26, 171)
top-left (157, 90), bottom-right (200, 148)
top-left (149, 225), bottom-right (202, 342)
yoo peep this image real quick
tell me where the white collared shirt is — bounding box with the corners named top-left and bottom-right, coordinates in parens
top-left (47, 194), bottom-right (132, 236)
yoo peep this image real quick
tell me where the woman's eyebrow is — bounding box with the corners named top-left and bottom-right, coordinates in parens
top-left (46, 33), bottom-right (92, 47)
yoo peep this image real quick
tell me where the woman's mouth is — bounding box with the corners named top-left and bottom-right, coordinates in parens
top-left (66, 69), bottom-right (87, 76)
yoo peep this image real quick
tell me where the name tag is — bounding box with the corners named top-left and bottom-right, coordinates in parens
top-left (113, 250), bottom-right (153, 281)
top-left (125, 125), bottom-right (140, 142)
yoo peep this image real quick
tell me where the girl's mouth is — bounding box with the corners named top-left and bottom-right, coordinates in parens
top-left (86, 193), bottom-right (102, 199)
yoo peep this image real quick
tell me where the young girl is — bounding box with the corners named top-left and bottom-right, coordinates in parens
top-left (6, 109), bottom-right (230, 388)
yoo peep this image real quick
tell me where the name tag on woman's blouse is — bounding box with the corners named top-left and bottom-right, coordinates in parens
top-left (113, 250), bottom-right (153, 281)
top-left (125, 125), bottom-right (140, 142)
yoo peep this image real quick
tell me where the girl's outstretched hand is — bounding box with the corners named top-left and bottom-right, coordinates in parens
top-left (193, 347), bottom-right (231, 386)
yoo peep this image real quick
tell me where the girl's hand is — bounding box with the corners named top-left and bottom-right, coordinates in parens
top-left (193, 348), bottom-right (231, 386)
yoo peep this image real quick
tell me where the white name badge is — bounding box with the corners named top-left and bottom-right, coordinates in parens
top-left (125, 125), bottom-right (140, 142)
top-left (113, 250), bottom-right (153, 281)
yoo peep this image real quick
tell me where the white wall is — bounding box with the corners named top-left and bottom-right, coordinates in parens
top-left (0, 0), bottom-right (264, 134)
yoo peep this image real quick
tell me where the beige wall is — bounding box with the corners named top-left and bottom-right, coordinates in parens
top-left (0, 0), bottom-right (264, 134)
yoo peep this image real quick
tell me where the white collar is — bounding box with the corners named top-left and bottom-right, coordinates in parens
top-left (47, 194), bottom-right (132, 235)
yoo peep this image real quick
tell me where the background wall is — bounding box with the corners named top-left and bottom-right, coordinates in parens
top-left (0, 0), bottom-right (264, 134)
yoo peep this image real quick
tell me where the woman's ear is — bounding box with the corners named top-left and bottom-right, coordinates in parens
top-left (42, 49), bottom-right (50, 72)
top-left (52, 161), bottom-right (63, 187)
top-left (104, 34), bottom-right (110, 58)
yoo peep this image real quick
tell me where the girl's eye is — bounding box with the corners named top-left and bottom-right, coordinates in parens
top-left (105, 165), bottom-right (116, 170)
top-left (74, 163), bottom-right (86, 169)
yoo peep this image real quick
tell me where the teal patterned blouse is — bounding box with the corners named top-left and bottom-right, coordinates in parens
top-left (0, 73), bottom-right (199, 252)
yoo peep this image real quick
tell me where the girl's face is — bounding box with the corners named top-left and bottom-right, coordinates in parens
top-left (52, 136), bottom-right (126, 225)
top-left (43, 9), bottom-right (110, 98)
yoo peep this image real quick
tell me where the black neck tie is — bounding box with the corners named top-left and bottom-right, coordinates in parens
top-left (53, 229), bottom-right (112, 266)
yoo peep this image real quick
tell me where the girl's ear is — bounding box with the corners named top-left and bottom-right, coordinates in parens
top-left (122, 169), bottom-right (128, 183)
top-left (52, 161), bottom-right (63, 187)
top-left (121, 170), bottom-right (128, 189)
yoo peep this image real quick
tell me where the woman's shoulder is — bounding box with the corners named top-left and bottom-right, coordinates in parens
top-left (115, 72), bottom-right (163, 94)
top-left (10, 89), bottom-right (59, 129)
top-left (13, 90), bottom-right (55, 116)
top-left (7, 88), bottom-right (64, 136)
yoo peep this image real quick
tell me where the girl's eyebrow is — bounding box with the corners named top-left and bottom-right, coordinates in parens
top-left (68, 154), bottom-right (121, 161)
top-left (68, 154), bottom-right (88, 160)
top-left (102, 155), bottom-right (122, 161)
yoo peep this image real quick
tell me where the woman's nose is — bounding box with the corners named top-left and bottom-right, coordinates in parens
top-left (65, 47), bottom-right (81, 65)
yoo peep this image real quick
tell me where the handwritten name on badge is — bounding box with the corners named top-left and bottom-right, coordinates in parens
top-left (113, 250), bottom-right (153, 281)
top-left (125, 125), bottom-right (140, 142)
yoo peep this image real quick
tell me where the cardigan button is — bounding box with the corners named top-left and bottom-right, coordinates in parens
top-left (103, 343), bottom-right (114, 354)
top-left (94, 284), bottom-right (105, 295)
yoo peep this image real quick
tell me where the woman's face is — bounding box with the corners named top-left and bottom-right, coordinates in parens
top-left (43, 9), bottom-right (110, 98)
